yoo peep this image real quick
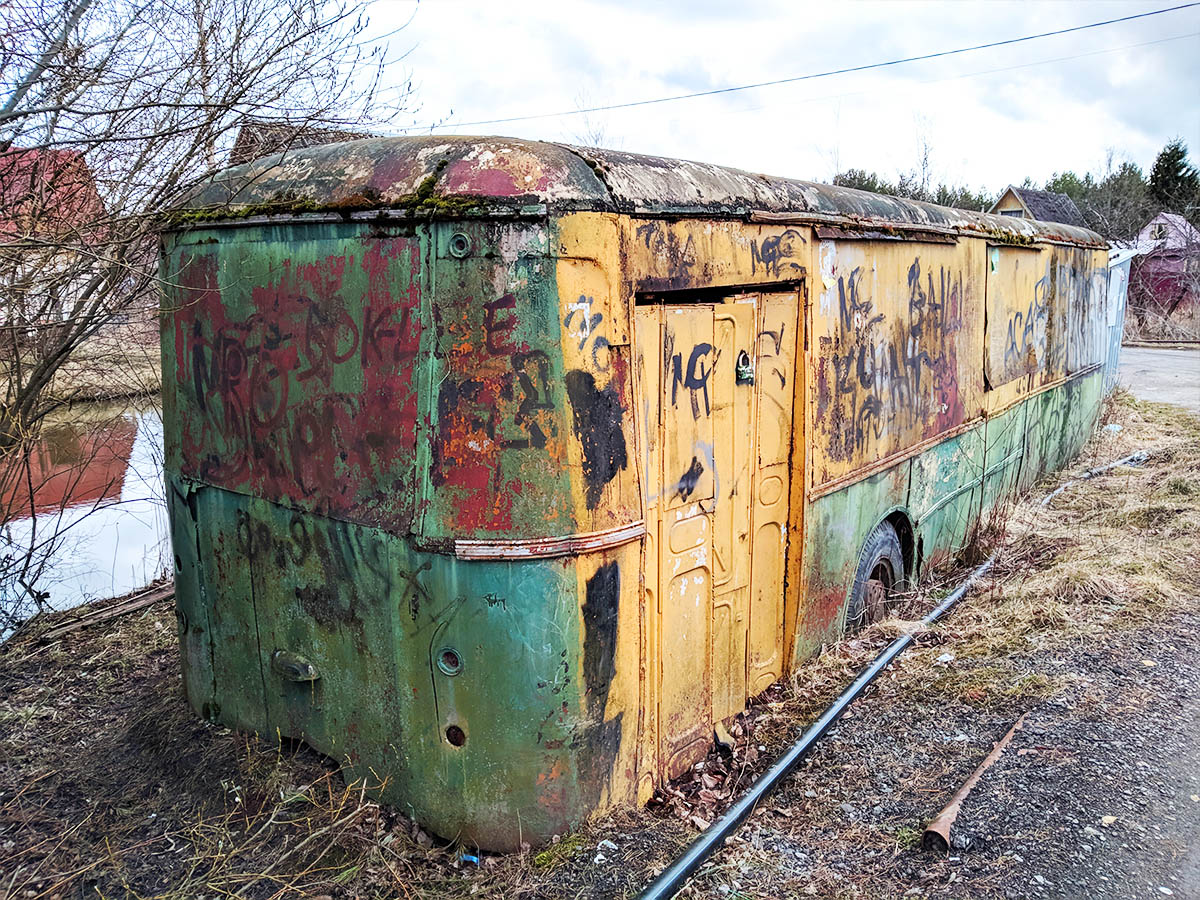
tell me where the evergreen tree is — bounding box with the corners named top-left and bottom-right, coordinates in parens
top-left (1148, 138), bottom-right (1199, 214)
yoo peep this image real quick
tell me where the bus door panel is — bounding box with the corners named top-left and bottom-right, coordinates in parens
top-left (711, 298), bottom-right (757, 723)
top-left (657, 305), bottom-right (715, 778)
top-left (748, 292), bottom-right (799, 696)
top-left (632, 306), bottom-right (662, 802)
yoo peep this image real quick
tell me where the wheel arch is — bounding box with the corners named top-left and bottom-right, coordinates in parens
top-left (882, 507), bottom-right (917, 583)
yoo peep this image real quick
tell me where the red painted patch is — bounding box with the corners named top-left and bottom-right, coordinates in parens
top-left (173, 239), bottom-right (422, 533)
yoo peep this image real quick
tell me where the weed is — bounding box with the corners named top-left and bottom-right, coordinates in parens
top-left (532, 831), bottom-right (587, 870)
top-left (893, 825), bottom-right (922, 851)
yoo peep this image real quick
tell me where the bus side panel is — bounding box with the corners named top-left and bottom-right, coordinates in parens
top-left (165, 474), bottom-right (218, 720)
top-left (793, 462), bottom-right (910, 663)
top-left (909, 424), bottom-right (985, 571)
top-left (1019, 369), bottom-right (1104, 493)
top-left (164, 224), bottom-right (426, 535)
top-left (808, 239), bottom-right (984, 492)
top-left (1066, 370), bottom-right (1105, 458)
top-left (1020, 381), bottom-right (1063, 490)
top-left (980, 401), bottom-right (1027, 521)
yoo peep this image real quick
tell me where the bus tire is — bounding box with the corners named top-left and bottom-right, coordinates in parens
top-left (846, 521), bottom-right (905, 632)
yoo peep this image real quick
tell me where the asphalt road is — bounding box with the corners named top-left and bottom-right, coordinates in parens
top-left (1119, 346), bottom-right (1200, 415)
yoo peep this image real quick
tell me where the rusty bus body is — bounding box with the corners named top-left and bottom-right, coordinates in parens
top-left (161, 137), bottom-right (1110, 851)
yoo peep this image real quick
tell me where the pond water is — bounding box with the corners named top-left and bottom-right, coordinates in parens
top-left (0, 402), bottom-right (169, 631)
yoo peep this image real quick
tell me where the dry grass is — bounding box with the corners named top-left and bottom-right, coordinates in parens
top-left (2, 391), bottom-right (1198, 900)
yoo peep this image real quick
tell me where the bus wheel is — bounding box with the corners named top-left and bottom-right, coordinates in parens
top-left (846, 521), bottom-right (905, 632)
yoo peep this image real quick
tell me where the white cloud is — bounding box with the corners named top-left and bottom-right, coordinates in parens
top-left (368, 0), bottom-right (1200, 189)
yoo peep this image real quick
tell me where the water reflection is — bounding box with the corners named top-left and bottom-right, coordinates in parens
top-left (1, 403), bottom-right (168, 630)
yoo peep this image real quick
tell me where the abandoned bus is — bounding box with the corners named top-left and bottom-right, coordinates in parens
top-left (161, 136), bottom-right (1111, 851)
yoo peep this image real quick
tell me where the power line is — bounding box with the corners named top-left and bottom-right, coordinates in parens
top-left (720, 31), bottom-right (1199, 119)
top-left (403, 2), bottom-right (1199, 132)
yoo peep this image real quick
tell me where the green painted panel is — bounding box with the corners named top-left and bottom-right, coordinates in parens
top-left (981, 402), bottom-right (1027, 520)
top-left (421, 221), bottom-right (578, 539)
top-left (192, 483), bottom-right (268, 733)
top-left (165, 475), bottom-right (216, 716)
top-left (909, 424), bottom-right (984, 569)
top-left (1019, 373), bottom-right (1100, 489)
top-left (796, 462), bottom-right (910, 662)
top-left (175, 476), bottom-right (618, 851)
top-left (161, 221), bottom-right (427, 535)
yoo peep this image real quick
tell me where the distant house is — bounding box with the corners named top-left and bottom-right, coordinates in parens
top-left (229, 121), bottom-right (373, 166)
top-left (1127, 212), bottom-right (1199, 338)
top-left (988, 185), bottom-right (1087, 228)
top-left (0, 149), bottom-right (104, 244)
top-left (0, 149), bottom-right (106, 343)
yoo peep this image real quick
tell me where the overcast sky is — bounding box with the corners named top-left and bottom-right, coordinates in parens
top-left (367, 0), bottom-right (1200, 192)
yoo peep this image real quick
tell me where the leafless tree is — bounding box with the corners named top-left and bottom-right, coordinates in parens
top-left (0, 0), bottom-right (408, 626)
top-left (565, 89), bottom-right (622, 150)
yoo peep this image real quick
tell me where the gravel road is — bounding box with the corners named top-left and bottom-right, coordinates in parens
top-left (1119, 347), bottom-right (1200, 414)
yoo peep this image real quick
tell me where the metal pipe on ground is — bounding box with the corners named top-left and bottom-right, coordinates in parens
top-left (921, 713), bottom-right (1027, 852)
top-left (636, 449), bottom-right (1148, 900)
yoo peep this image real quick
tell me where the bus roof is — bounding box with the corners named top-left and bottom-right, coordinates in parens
top-left (180, 135), bottom-right (1106, 248)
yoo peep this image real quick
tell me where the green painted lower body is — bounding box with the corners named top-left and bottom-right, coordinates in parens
top-left (168, 477), bottom-right (625, 852)
top-left (794, 370), bottom-right (1104, 663)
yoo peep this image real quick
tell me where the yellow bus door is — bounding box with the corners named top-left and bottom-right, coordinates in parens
top-left (635, 293), bottom-right (799, 782)
top-left (747, 293), bottom-right (799, 696)
top-left (711, 299), bottom-right (757, 722)
top-left (657, 305), bottom-right (716, 778)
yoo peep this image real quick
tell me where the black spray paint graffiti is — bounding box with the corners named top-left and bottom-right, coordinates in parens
top-left (663, 328), bottom-right (718, 420)
top-left (564, 370), bottom-right (629, 509)
top-left (500, 351), bottom-right (556, 450)
top-left (635, 223), bottom-right (697, 288)
top-left (757, 322), bottom-right (789, 389)
top-left (751, 228), bottom-right (807, 278)
top-left (674, 456), bottom-right (705, 502)
top-left (818, 258), bottom-right (964, 462)
top-left (233, 506), bottom-right (396, 637)
top-left (563, 294), bottom-right (612, 371)
top-left (577, 561), bottom-right (624, 805)
top-left (995, 250), bottom-right (1100, 386)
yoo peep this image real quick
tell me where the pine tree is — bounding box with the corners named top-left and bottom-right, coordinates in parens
top-left (1149, 138), bottom-right (1199, 214)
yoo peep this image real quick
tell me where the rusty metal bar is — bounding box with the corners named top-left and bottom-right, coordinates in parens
top-left (453, 520), bottom-right (645, 560)
top-left (922, 713), bottom-right (1027, 852)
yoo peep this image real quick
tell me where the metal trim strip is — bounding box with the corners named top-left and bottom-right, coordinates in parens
top-left (808, 418), bottom-right (980, 501)
top-left (453, 520), bottom-right (646, 560)
top-left (919, 473), bottom-right (984, 519)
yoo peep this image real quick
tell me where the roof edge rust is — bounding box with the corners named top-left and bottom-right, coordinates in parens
top-left (173, 135), bottom-right (1106, 248)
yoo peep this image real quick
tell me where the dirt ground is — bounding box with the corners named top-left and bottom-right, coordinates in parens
top-left (1, 390), bottom-right (1197, 900)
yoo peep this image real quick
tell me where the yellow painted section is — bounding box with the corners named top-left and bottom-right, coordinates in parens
top-left (984, 244), bottom-right (1045, 414)
top-left (631, 288), bottom-right (803, 779)
top-left (548, 212), bottom-right (1104, 825)
top-left (653, 304), bottom-right (716, 777)
top-left (747, 292), bottom-right (799, 696)
top-left (711, 299), bottom-right (755, 722)
top-left (622, 219), bottom-right (810, 293)
top-left (809, 238), bottom-right (985, 491)
top-left (632, 305), bottom-right (662, 802)
top-left (554, 213), bottom-right (639, 534)
top-left (983, 244), bottom-right (1111, 416)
